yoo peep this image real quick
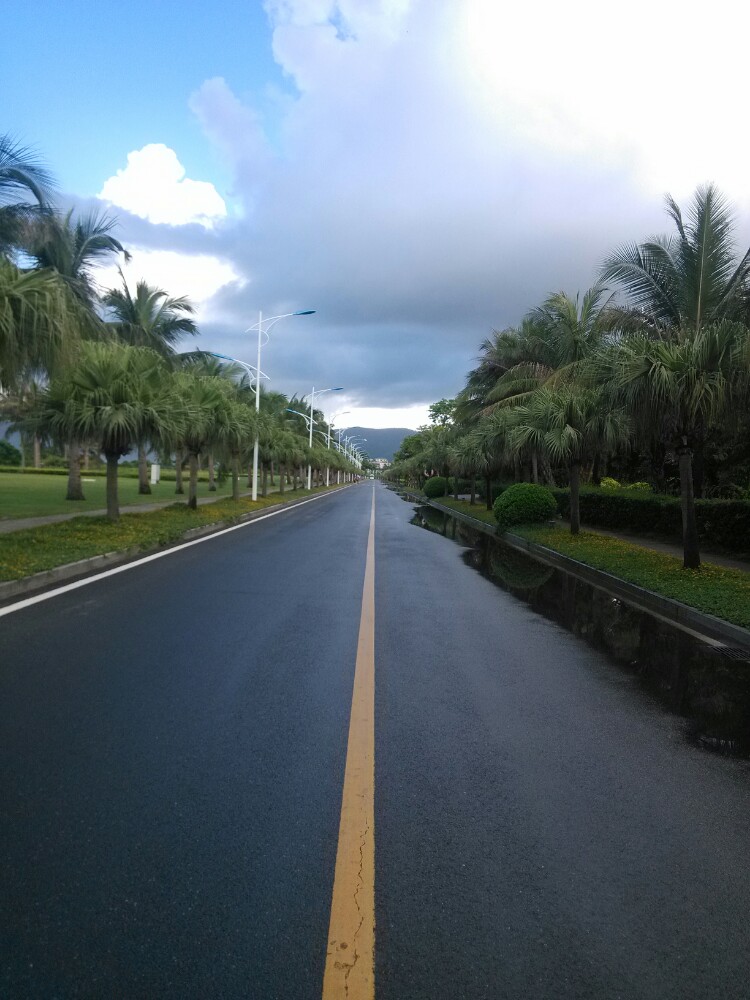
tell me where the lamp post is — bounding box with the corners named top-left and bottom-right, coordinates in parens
top-left (327, 410), bottom-right (349, 485)
top-left (246, 309), bottom-right (315, 501)
top-left (307, 386), bottom-right (343, 489)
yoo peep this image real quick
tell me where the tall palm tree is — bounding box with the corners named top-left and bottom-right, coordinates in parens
top-left (597, 322), bottom-right (743, 567)
top-left (0, 134), bottom-right (54, 255)
top-left (0, 258), bottom-right (78, 389)
top-left (24, 208), bottom-right (129, 306)
top-left (22, 208), bottom-right (128, 499)
top-left (34, 343), bottom-right (183, 521)
top-left (104, 273), bottom-right (198, 355)
top-left (600, 184), bottom-right (750, 336)
top-left (104, 274), bottom-right (198, 493)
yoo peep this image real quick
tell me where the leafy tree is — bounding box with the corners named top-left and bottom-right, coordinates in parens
top-left (0, 134), bottom-right (54, 255)
top-left (105, 274), bottom-right (199, 493)
top-left (512, 385), bottom-right (628, 535)
top-left (34, 343), bottom-right (182, 521)
top-left (596, 322), bottom-right (743, 566)
top-left (600, 184), bottom-right (750, 335)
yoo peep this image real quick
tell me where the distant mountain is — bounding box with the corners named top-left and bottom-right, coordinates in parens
top-left (342, 427), bottom-right (415, 462)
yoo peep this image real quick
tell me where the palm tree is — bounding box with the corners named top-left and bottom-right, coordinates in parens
top-left (0, 134), bottom-right (54, 255)
top-left (512, 385), bottom-right (628, 535)
top-left (597, 322), bottom-right (743, 567)
top-left (173, 373), bottom-right (233, 509)
top-left (24, 208), bottom-right (129, 306)
top-left (600, 184), bottom-right (750, 336)
top-left (0, 258), bottom-right (79, 389)
top-left (22, 208), bottom-right (127, 500)
top-left (34, 343), bottom-right (182, 521)
top-left (104, 273), bottom-right (198, 354)
top-left (104, 274), bottom-right (198, 493)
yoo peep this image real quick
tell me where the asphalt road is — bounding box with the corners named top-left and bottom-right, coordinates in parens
top-left (2, 482), bottom-right (750, 999)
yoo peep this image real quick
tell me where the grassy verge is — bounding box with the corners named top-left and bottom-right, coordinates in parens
top-left (0, 485), bottom-right (343, 582)
top-left (434, 496), bottom-right (497, 527)
top-left (0, 472), bottom-right (248, 518)
top-left (515, 525), bottom-right (750, 630)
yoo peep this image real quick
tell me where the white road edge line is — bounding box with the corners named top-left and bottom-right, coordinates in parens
top-left (0, 489), bottom-right (345, 618)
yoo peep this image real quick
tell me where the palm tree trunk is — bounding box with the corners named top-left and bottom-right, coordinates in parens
top-left (138, 443), bottom-right (151, 495)
top-left (208, 453), bottom-right (216, 491)
top-left (262, 463), bottom-right (268, 497)
top-left (66, 439), bottom-right (85, 501)
top-left (175, 450), bottom-right (184, 494)
top-left (105, 453), bottom-right (120, 522)
top-left (188, 453), bottom-right (199, 510)
top-left (270, 461), bottom-right (276, 486)
top-left (591, 451), bottom-right (601, 487)
top-left (569, 460), bottom-right (581, 535)
top-left (33, 434), bottom-right (41, 469)
top-left (485, 474), bottom-right (492, 511)
top-left (470, 477), bottom-right (476, 505)
top-left (232, 455), bottom-right (240, 500)
top-left (677, 442), bottom-right (701, 569)
top-left (247, 463), bottom-right (252, 488)
top-left (279, 463), bottom-right (286, 495)
top-left (531, 451), bottom-right (539, 484)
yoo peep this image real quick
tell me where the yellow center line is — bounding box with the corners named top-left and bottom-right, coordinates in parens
top-left (322, 488), bottom-right (376, 1000)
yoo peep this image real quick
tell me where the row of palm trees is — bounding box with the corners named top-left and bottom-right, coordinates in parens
top-left (388, 184), bottom-right (750, 569)
top-left (0, 135), bottom-right (358, 519)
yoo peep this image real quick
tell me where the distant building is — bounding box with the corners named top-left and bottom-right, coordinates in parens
top-left (371, 458), bottom-right (390, 470)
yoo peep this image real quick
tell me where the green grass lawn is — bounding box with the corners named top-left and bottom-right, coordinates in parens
top-left (0, 484), bottom-right (344, 581)
top-left (0, 472), bottom-right (275, 519)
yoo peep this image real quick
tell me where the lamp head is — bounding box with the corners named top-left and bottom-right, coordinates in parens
top-left (293, 310), bottom-right (316, 316)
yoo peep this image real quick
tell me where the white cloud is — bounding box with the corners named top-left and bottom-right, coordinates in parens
top-left (98, 144), bottom-right (227, 227)
top-left (341, 404), bottom-right (430, 430)
top-left (96, 249), bottom-right (242, 324)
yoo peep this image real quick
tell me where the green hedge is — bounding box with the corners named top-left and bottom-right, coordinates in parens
top-left (551, 487), bottom-right (750, 552)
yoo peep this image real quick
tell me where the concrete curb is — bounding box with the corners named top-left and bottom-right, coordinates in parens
top-left (0, 486), bottom-right (353, 604)
top-left (399, 490), bottom-right (750, 652)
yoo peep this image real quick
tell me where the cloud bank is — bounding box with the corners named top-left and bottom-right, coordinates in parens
top-left (90, 0), bottom-right (750, 424)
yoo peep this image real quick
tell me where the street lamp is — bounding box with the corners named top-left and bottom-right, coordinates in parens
top-left (327, 410), bottom-right (349, 485)
top-left (307, 386), bottom-right (343, 489)
top-left (246, 309), bottom-right (315, 501)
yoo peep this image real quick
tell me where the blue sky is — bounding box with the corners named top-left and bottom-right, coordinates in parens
top-left (6, 1), bottom-right (750, 430)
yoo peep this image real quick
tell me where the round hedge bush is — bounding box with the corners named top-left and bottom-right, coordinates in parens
top-left (424, 475), bottom-right (450, 498)
top-left (599, 476), bottom-right (621, 490)
top-left (493, 482), bottom-right (557, 531)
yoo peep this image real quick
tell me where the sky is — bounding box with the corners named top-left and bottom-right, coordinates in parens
top-left (7, 0), bottom-right (750, 432)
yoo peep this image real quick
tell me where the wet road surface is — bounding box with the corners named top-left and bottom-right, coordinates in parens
top-left (2, 483), bottom-right (749, 999)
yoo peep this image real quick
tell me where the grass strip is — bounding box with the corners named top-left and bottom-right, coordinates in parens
top-left (515, 525), bottom-right (750, 630)
top-left (434, 497), bottom-right (497, 526)
top-left (0, 486), bottom-right (343, 582)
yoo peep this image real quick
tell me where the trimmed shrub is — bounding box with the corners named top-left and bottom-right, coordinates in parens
top-left (600, 476), bottom-right (621, 490)
top-left (549, 486), bottom-right (750, 554)
top-left (424, 476), bottom-right (450, 498)
top-left (493, 483), bottom-right (557, 531)
top-left (626, 481), bottom-right (652, 492)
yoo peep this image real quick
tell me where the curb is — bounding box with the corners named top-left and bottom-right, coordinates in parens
top-left (0, 486), bottom-right (353, 604)
top-left (399, 490), bottom-right (750, 652)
